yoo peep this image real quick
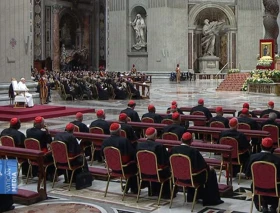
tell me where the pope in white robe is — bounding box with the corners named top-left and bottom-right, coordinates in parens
top-left (17, 78), bottom-right (34, 107)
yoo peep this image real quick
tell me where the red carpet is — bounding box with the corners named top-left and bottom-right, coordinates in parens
top-left (0, 105), bottom-right (95, 122)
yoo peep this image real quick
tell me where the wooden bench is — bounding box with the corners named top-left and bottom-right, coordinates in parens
top-left (226, 116), bottom-right (280, 124)
top-left (49, 129), bottom-right (110, 141)
top-left (188, 126), bottom-right (270, 139)
top-left (191, 142), bottom-right (233, 186)
top-left (107, 120), bottom-right (168, 131)
top-left (180, 107), bottom-right (236, 116)
top-left (191, 142), bottom-right (233, 196)
top-left (137, 138), bottom-right (182, 148)
top-left (0, 146), bottom-right (46, 205)
top-left (158, 113), bottom-right (207, 123)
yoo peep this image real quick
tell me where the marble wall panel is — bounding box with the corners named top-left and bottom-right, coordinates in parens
top-left (0, 0), bottom-right (32, 82)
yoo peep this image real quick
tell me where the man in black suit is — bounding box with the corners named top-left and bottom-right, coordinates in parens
top-left (166, 101), bottom-right (184, 114)
top-left (260, 112), bottom-right (280, 135)
top-left (237, 102), bottom-right (257, 117)
top-left (126, 79), bottom-right (141, 99)
top-left (209, 106), bottom-right (229, 128)
top-left (170, 132), bottom-right (223, 206)
top-left (54, 123), bottom-right (88, 182)
top-left (162, 112), bottom-right (187, 140)
top-left (260, 101), bottom-right (280, 118)
top-left (90, 109), bottom-right (110, 134)
top-left (119, 113), bottom-right (138, 143)
top-left (71, 112), bottom-right (89, 133)
top-left (238, 108), bottom-right (259, 130)
top-left (1, 118), bottom-right (25, 148)
top-left (136, 127), bottom-right (172, 198)
top-left (141, 104), bottom-right (163, 123)
top-left (163, 105), bottom-right (178, 120)
top-left (121, 100), bottom-right (141, 122)
top-left (26, 116), bottom-right (52, 152)
top-left (218, 118), bottom-right (250, 176)
top-left (101, 123), bottom-right (138, 193)
top-left (246, 137), bottom-right (280, 213)
top-left (190, 98), bottom-right (212, 122)
top-left (238, 108), bottom-right (259, 150)
top-left (71, 112), bottom-right (91, 157)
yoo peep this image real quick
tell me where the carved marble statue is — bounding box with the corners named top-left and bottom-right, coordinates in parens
top-left (263, 0), bottom-right (279, 51)
top-left (201, 19), bottom-right (225, 56)
top-left (131, 14), bottom-right (146, 50)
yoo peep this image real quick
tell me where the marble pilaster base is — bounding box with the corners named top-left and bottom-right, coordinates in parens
top-left (198, 56), bottom-right (220, 74)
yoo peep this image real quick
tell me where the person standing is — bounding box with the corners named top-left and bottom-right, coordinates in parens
top-left (38, 70), bottom-right (48, 104)
top-left (131, 64), bottom-right (137, 74)
top-left (176, 64), bottom-right (181, 83)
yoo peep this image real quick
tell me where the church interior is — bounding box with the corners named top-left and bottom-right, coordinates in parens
top-left (1, 0), bottom-right (280, 213)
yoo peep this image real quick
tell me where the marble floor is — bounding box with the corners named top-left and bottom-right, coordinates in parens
top-left (1, 78), bottom-right (278, 213)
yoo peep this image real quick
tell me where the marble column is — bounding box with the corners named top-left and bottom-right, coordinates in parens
top-left (52, 5), bottom-right (62, 72)
top-left (83, 13), bottom-right (90, 50)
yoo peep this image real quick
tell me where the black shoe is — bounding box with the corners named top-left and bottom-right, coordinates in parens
top-left (269, 206), bottom-right (277, 213)
top-left (130, 188), bottom-right (138, 194)
top-left (121, 185), bottom-right (130, 193)
top-left (203, 199), bottom-right (224, 206)
top-left (262, 206), bottom-right (269, 213)
top-left (162, 193), bottom-right (176, 199)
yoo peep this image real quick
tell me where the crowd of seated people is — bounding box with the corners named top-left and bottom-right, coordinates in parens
top-left (3, 98), bottom-right (280, 212)
top-left (31, 68), bottom-right (147, 100)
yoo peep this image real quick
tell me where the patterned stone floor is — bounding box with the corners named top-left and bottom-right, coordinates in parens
top-left (2, 78), bottom-right (277, 213)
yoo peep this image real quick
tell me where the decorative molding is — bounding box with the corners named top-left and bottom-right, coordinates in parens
top-left (24, 36), bottom-right (30, 54)
top-left (9, 38), bottom-right (17, 49)
top-left (34, 0), bottom-right (42, 60)
top-left (52, 4), bottom-right (63, 14)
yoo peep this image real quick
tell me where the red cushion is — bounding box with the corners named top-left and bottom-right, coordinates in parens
top-left (89, 167), bottom-right (107, 176)
top-left (15, 189), bottom-right (39, 198)
top-left (205, 158), bottom-right (221, 166)
top-left (121, 155), bottom-right (131, 164)
top-left (218, 184), bottom-right (231, 192)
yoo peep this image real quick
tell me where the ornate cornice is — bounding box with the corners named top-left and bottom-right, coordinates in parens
top-left (52, 4), bottom-right (63, 14)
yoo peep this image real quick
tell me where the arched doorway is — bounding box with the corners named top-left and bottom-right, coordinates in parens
top-left (188, 4), bottom-right (237, 73)
top-left (58, 9), bottom-right (87, 71)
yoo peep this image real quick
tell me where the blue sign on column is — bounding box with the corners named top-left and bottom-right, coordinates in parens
top-left (0, 159), bottom-right (18, 194)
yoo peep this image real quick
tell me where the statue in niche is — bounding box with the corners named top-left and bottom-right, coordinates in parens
top-left (201, 19), bottom-right (225, 56)
top-left (61, 23), bottom-right (72, 47)
top-left (130, 14), bottom-right (146, 50)
top-left (263, 0), bottom-right (279, 52)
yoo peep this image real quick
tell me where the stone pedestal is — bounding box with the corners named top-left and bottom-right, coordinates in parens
top-left (199, 56), bottom-right (220, 74)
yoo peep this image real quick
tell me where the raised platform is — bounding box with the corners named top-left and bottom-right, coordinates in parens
top-left (247, 83), bottom-right (280, 96)
top-left (0, 104), bottom-right (95, 122)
